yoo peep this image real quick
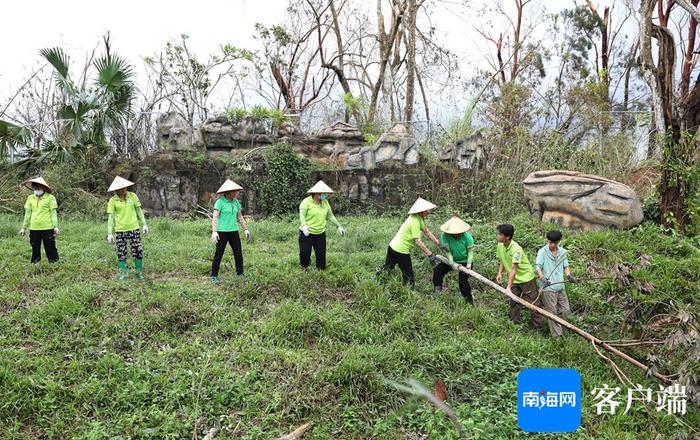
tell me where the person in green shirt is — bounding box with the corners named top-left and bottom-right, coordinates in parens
top-left (433, 216), bottom-right (475, 303)
top-left (211, 179), bottom-right (251, 284)
top-left (375, 197), bottom-right (441, 288)
top-left (19, 177), bottom-right (60, 263)
top-left (495, 223), bottom-right (544, 330)
top-left (106, 176), bottom-right (149, 281)
top-left (298, 180), bottom-right (345, 270)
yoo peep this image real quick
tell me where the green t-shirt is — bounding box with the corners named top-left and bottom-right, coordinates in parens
top-left (299, 196), bottom-right (339, 234)
top-left (389, 214), bottom-right (426, 255)
top-left (214, 196), bottom-right (241, 232)
top-left (24, 194), bottom-right (58, 230)
top-left (496, 240), bottom-right (535, 283)
top-left (440, 232), bottom-right (474, 264)
top-left (107, 192), bottom-right (142, 232)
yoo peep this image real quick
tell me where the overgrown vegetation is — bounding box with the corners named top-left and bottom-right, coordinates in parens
top-left (250, 143), bottom-right (311, 216)
top-left (0, 212), bottom-right (697, 438)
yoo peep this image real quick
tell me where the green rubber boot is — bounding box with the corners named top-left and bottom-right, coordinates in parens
top-left (118, 260), bottom-right (128, 281)
top-left (134, 259), bottom-right (144, 281)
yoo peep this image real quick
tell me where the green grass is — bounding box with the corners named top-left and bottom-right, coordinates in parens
top-left (0, 212), bottom-right (698, 439)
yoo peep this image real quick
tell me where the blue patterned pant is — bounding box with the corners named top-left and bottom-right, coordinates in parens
top-left (115, 230), bottom-right (143, 261)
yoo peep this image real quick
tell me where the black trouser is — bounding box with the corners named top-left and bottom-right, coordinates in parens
top-left (211, 231), bottom-right (243, 276)
top-left (433, 262), bottom-right (473, 303)
top-left (376, 246), bottom-right (415, 287)
top-left (29, 229), bottom-right (59, 263)
top-left (299, 231), bottom-right (326, 270)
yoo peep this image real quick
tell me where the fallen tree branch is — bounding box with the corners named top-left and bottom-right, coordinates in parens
top-left (435, 255), bottom-right (672, 384)
top-left (275, 422), bottom-right (312, 440)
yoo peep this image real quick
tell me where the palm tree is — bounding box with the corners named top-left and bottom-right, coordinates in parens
top-left (0, 119), bottom-right (30, 163)
top-left (40, 34), bottom-right (135, 154)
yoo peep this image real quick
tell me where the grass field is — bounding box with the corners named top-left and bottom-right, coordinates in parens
top-left (0, 211), bottom-right (698, 439)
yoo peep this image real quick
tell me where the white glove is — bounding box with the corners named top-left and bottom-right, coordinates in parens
top-left (53, 227), bottom-right (60, 236)
top-left (142, 224), bottom-right (149, 235)
top-left (466, 263), bottom-right (472, 270)
top-left (338, 226), bottom-right (346, 236)
top-left (301, 225), bottom-right (310, 236)
top-left (19, 228), bottom-right (25, 237)
top-left (244, 229), bottom-right (251, 241)
top-left (211, 231), bottom-right (219, 244)
top-left (107, 233), bottom-right (114, 244)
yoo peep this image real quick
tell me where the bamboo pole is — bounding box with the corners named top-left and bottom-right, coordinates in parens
top-left (435, 255), bottom-right (671, 384)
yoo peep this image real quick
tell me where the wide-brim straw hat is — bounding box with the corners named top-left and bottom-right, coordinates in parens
top-left (24, 176), bottom-right (52, 193)
top-left (217, 179), bottom-right (244, 194)
top-left (307, 180), bottom-right (334, 194)
top-left (107, 176), bottom-right (135, 192)
top-left (440, 216), bottom-right (471, 234)
top-left (408, 197), bottom-right (437, 214)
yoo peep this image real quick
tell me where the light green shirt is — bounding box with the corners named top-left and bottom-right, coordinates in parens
top-left (299, 196), bottom-right (339, 234)
top-left (389, 214), bottom-right (426, 255)
top-left (496, 240), bottom-right (535, 284)
top-left (536, 245), bottom-right (570, 292)
top-left (23, 194), bottom-right (58, 230)
top-left (440, 232), bottom-right (474, 264)
top-left (214, 196), bottom-right (242, 232)
top-left (107, 192), bottom-right (143, 232)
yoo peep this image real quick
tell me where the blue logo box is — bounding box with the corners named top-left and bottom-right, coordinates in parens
top-left (517, 368), bottom-right (581, 433)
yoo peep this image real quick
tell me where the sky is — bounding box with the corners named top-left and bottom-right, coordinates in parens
top-left (0, 0), bottom-right (584, 121)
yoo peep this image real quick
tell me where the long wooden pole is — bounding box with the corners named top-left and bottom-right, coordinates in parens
top-left (435, 255), bottom-right (671, 384)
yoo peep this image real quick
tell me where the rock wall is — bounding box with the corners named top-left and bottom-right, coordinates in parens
top-left (126, 152), bottom-right (453, 216)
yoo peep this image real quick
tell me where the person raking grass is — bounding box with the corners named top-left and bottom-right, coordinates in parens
top-left (432, 216), bottom-right (475, 304)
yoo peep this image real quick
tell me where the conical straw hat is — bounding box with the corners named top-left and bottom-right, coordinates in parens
top-left (307, 180), bottom-right (334, 194)
top-left (408, 197), bottom-right (437, 214)
top-left (107, 176), bottom-right (134, 192)
top-left (216, 179), bottom-right (244, 194)
top-left (440, 216), bottom-right (471, 234)
top-left (24, 176), bottom-right (52, 193)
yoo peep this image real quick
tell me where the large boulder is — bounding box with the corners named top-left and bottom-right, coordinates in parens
top-left (523, 170), bottom-right (643, 230)
top-left (439, 131), bottom-right (486, 170)
top-left (344, 123), bottom-right (418, 170)
top-left (156, 112), bottom-right (197, 151)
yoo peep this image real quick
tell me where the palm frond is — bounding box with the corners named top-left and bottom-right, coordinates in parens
top-left (0, 119), bottom-right (31, 161)
top-left (94, 54), bottom-right (134, 93)
top-left (40, 47), bottom-right (70, 78)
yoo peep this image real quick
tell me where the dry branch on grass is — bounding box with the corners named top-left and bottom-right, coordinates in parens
top-left (435, 254), bottom-right (673, 385)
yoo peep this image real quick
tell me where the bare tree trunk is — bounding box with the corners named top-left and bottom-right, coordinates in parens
top-left (680, 0), bottom-right (699, 100)
top-left (404, 0), bottom-right (418, 123)
top-left (368, 0), bottom-right (406, 123)
top-left (587, 0), bottom-right (611, 98)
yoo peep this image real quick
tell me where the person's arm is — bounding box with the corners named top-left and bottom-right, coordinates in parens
top-left (507, 262), bottom-right (518, 290)
top-left (51, 209), bottom-right (58, 228)
top-left (22, 206), bottom-right (32, 229)
top-left (422, 227), bottom-right (440, 246)
top-left (415, 238), bottom-right (433, 257)
top-left (212, 209), bottom-right (220, 232)
top-left (136, 206), bottom-right (146, 227)
top-left (326, 205), bottom-right (341, 228)
top-left (466, 245), bottom-right (474, 267)
top-left (496, 262), bottom-right (504, 284)
top-left (299, 200), bottom-right (307, 226)
top-left (535, 251), bottom-right (545, 280)
top-left (108, 213), bottom-right (115, 234)
top-left (237, 210), bottom-right (248, 231)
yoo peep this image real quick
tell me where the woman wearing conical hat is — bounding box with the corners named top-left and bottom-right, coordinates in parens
top-left (210, 179), bottom-right (250, 284)
top-left (106, 176), bottom-right (149, 281)
top-left (375, 197), bottom-right (441, 288)
top-left (433, 216), bottom-right (475, 304)
top-left (19, 177), bottom-right (60, 263)
top-left (298, 179), bottom-right (346, 270)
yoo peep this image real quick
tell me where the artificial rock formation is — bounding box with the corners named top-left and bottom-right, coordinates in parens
top-left (344, 123), bottom-right (419, 170)
top-left (156, 112), bottom-right (198, 151)
top-left (438, 131), bottom-right (486, 170)
top-left (523, 170), bottom-right (643, 230)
